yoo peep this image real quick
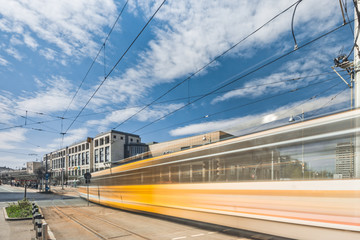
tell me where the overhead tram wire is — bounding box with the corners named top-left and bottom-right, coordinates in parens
top-left (132, 20), bottom-right (354, 134)
top-left (139, 76), bottom-right (343, 136)
top-left (64, 0), bottom-right (168, 135)
top-left (248, 79), bottom-right (349, 133)
top-left (311, 85), bottom-right (350, 116)
top-left (111, 0), bottom-right (302, 130)
top-left (0, 150), bottom-right (39, 156)
top-left (61, 0), bottom-right (129, 120)
top-left (65, 70), bottom-right (343, 119)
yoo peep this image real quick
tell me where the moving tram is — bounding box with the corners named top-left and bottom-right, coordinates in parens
top-left (78, 110), bottom-right (360, 240)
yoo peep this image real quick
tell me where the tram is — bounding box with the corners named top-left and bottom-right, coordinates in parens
top-left (78, 110), bottom-right (360, 240)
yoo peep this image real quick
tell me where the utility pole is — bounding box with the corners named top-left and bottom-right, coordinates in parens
top-left (354, 0), bottom-right (360, 178)
top-left (355, 1), bottom-right (360, 108)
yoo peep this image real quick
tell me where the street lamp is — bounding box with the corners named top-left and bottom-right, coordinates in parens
top-left (289, 112), bottom-right (304, 122)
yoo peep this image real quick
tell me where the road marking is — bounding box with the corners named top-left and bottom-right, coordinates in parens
top-left (172, 237), bottom-right (187, 240)
top-left (191, 233), bottom-right (205, 237)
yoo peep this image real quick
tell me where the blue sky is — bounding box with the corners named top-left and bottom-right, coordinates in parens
top-left (0, 0), bottom-right (355, 168)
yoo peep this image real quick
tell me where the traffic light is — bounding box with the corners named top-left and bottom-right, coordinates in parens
top-left (84, 172), bottom-right (91, 184)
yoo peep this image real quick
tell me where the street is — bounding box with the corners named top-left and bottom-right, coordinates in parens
top-left (0, 184), bottom-right (258, 240)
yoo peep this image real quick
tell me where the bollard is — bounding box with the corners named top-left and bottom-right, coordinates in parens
top-left (34, 218), bottom-right (41, 230)
top-left (33, 213), bottom-right (42, 224)
top-left (32, 207), bottom-right (39, 215)
top-left (42, 223), bottom-right (48, 240)
top-left (36, 222), bottom-right (42, 239)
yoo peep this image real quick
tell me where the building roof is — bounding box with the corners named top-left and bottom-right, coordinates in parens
top-left (94, 129), bottom-right (140, 138)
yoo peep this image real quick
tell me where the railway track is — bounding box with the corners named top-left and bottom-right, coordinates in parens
top-left (52, 205), bottom-right (151, 240)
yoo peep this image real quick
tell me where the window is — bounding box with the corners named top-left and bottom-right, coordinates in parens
top-left (113, 135), bottom-right (116, 139)
top-left (95, 140), bottom-right (98, 147)
top-left (82, 153), bottom-right (85, 165)
top-left (137, 139), bottom-right (139, 143)
top-left (130, 138), bottom-right (133, 142)
top-left (95, 149), bottom-right (99, 163)
top-left (86, 152), bottom-right (89, 164)
top-left (82, 144), bottom-right (85, 151)
top-left (105, 136), bottom-right (109, 144)
top-left (121, 136), bottom-right (123, 140)
top-left (100, 138), bottom-right (104, 145)
top-left (86, 143), bottom-right (89, 149)
top-left (105, 146), bottom-right (109, 162)
top-left (100, 148), bottom-right (104, 162)
top-left (78, 153), bottom-right (81, 165)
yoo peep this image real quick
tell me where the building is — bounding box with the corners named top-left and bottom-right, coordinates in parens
top-left (68, 138), bottom-right (93, 178)
top-left (26, 161), bottom-right (42, 174)
top-left (147, 131), bottom-right (233, 157)
top-left (335, 142), bottom-right (354, 179)
top-left (93, 130), bottom-right (147, 171)
top-left (42, 130), bottom-right (148, 178)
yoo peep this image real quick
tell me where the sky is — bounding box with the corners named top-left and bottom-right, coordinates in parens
top-left (0, 0), bottom-right (356, 169)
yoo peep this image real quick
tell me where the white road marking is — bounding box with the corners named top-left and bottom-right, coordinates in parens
top-left (191, 233), bottom-right (205, 237)
top-left (172, 237), bottom-right (187, 240)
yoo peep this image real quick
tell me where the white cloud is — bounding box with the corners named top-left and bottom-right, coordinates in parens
top-left (16, 76), bottom-right (76, 113)
top-left (5, 47), bottom-right (23, 61)
top-left (169, 93), bottom-right (350, 137)
top-left (47, 128), bottom-right (89, 150)
top-left (0, 94), bottom-right (17, 124)
top-left (0, 128), bottom-right (28, 150)
top-left (0, 155), bottom-right (30, 169)
top-left (0, 55), bottom-right (9, 66)
top-left (23, 32), bottom-right (38, 50)
top-left (87, 103), bottom-right (184, 131)
top-left (39, 48), bottom-right (56, 61)
top-left (0, 0), bottom-right (118, 60)
top-left (103, 0), bottom-right (340, 108)
top-left (211, 48), bottom-right (341, 104)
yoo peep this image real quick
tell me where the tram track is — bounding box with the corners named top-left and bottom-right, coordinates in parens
top-left (52, 205), bottom-right (150, 240)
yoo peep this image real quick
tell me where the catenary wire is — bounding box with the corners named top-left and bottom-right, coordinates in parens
top-left (61, 0), bottom-right (129, 119)
top-left (132, 20), bottom-right (354, 134)
top-left (68, 70), bottom-right (343, 119)
top-left (111, 0), bottom-right (302, 130)
top-left (64, 0), bottom-right (167, 134)
top-left (139, 76), bottom-right (343, 136)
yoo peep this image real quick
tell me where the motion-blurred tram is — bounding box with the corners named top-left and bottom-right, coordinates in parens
top-left (78, 110), bottom-right (360, 240)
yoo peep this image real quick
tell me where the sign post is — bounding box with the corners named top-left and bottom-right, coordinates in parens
top-left (84, 172), bottom-right (91, 206)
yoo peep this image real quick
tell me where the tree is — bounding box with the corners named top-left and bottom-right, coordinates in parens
top-left (34, 166), bottom-right (46, 181)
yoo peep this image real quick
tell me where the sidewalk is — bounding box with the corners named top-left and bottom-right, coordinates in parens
top-left (0, 184), bottom-right (78, 240)
top-left (0, 208), bottom-right (34, 240)
top-left (0, 185), bottom-right (35, 240)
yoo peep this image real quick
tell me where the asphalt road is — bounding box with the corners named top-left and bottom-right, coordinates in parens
top-left (0, 185), bottom-right (76, 203)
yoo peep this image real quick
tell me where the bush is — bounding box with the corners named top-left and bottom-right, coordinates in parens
top-left (6, 199), bottom-right (33, 218)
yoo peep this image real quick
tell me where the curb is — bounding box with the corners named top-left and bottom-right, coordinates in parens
top-left (3, 207), bottom-right (32, 221)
